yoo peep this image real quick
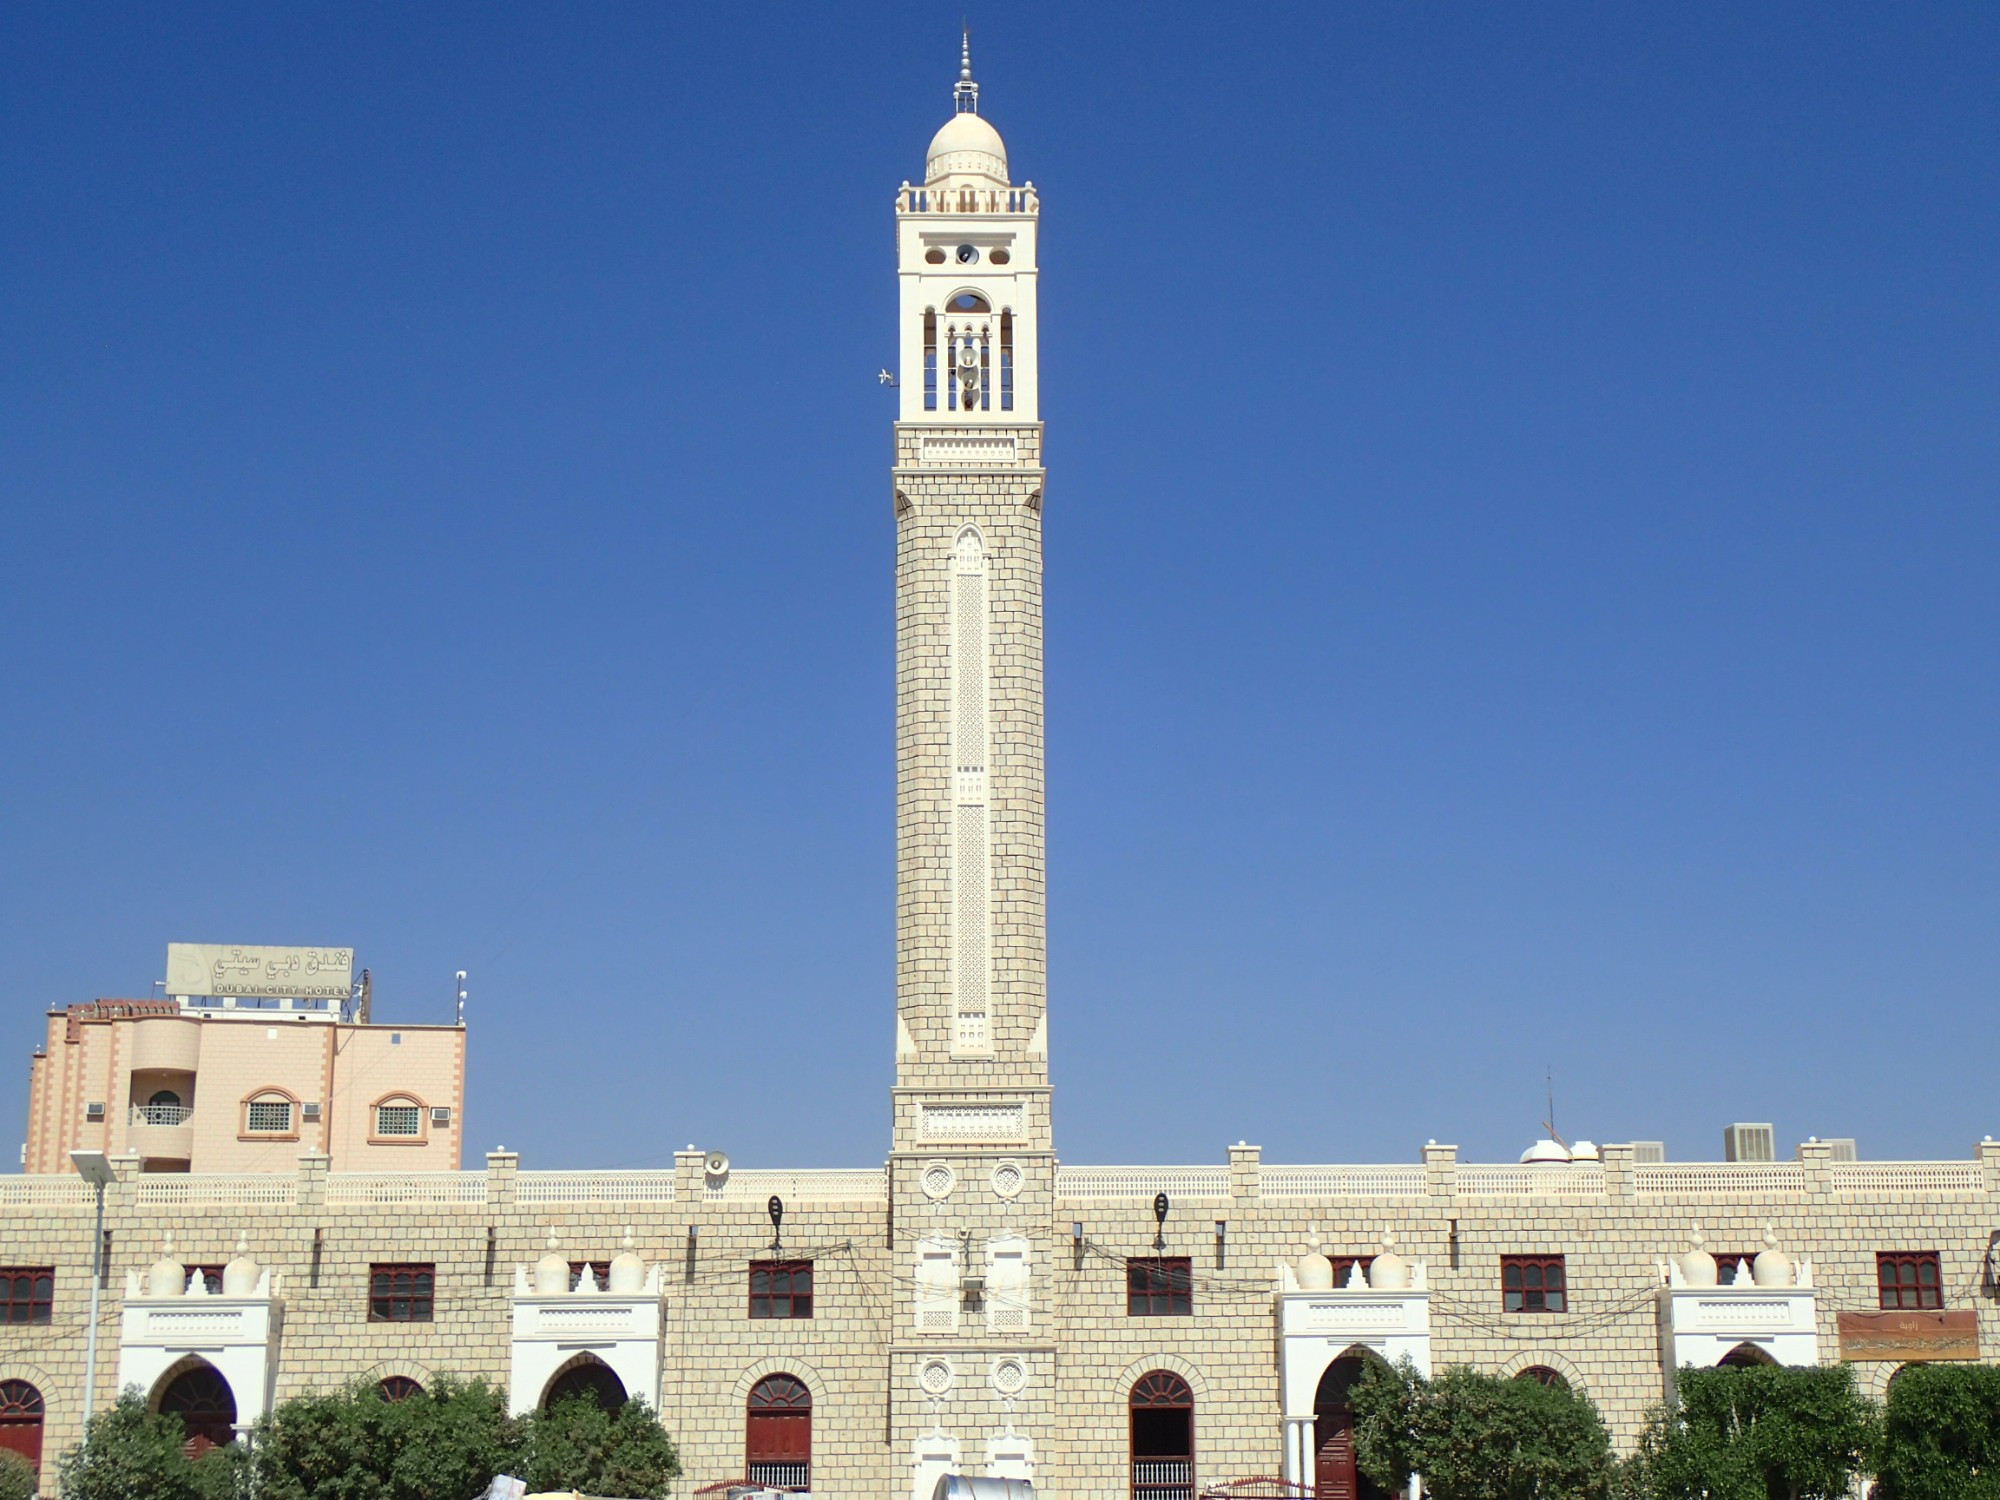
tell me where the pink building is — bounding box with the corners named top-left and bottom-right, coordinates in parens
top-left (24, 996), bottom-right (464, 1174)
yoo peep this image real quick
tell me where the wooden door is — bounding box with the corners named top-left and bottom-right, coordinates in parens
top-left (1314, 1411), bottom-right (1356, 1500)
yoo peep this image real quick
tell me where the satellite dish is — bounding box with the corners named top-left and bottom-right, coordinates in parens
top-left (704, 1151), bottom-right (730, 1178)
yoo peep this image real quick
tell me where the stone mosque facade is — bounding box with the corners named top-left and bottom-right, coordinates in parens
top-left (2, 48), bottom-right (1996, 1500)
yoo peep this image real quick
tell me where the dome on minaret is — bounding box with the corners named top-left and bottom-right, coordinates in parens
top-left (925, 31), bottom-right (1008, 185)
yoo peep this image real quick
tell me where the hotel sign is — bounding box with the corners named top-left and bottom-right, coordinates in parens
top-left (1837, 1309), bottom-right (1980, 1362)
top-left (166, 944), bottom-right (353, 1000)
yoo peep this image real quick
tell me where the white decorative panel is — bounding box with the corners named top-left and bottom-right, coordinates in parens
top-left (915, 1238), bottom-right (959, 1333)
top-left (985, 1233), bottom-right (1030, 1333)
top-left (922, 1103), bottom-right (1026, 1140)
top-left (949, 526), bottom-right (993, 1054)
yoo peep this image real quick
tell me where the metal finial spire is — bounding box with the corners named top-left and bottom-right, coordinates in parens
top-left (954, 28), bottom-right (979, 114)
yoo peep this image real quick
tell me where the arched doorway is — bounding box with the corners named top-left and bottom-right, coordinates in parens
top-left (1129, 1370), bottom-right (1194, 1500)
top-left (545, 1357), bottom-right (627, 1413)
top-left (0, 1381), bottom-right (44, 1478)
top-left (747, 1374), bottom-right (811, 1489)
top-left (1313, 1353), bottom-right (1389, 1500)
top-left (1719, 1343), bottom-right (1777, 1369)
top-left (157, 1362), bottom-right (236, 1457)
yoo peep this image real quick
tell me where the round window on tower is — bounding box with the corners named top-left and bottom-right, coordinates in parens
top-left (989, 248), bottom-right (1011, 265)
top-left (925, 247), bottom-right (946, 265)
top-left (955, 244), bottom-right (979, 265)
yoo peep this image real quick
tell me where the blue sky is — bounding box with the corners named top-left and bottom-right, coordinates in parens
top-left (3, 4), bottom-right (1995, 1171)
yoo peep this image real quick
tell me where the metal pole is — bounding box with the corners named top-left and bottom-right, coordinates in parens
top-left (82, 1176), bottom-right (104, 1429)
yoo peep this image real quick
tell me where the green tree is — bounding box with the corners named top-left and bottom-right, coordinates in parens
top-left (251, 1375), bottom-right (515, 1500)
top-left (58, 1391), bottom-right (208, 1500)
top-left (0, 1449), bottom-right (37, 1500)
top-left (1349, 1359), bottom-right (1613, 1500)
top-left (1621, 1364), bottom-right (1878, 1500)
top-left (513, 1394), bottom-right (682, 1499)
top-left (1875, 1361), bottom-right (2000, 1500)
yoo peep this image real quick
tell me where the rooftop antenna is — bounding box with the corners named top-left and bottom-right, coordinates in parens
top-left (454, 971), bottom-right (467, 1027)
top-left (1542, 1065), bottom-right (1569, 1151)
top-left (954, 27), bottom-right (979, 115)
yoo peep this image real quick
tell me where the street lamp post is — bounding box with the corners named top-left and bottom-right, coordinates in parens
top-left (69, 1150), bottom-right (114, 1432)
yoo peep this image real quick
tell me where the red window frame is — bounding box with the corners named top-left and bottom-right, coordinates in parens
top-left (568, 1260), bottom-right (610, 1293)
top-left (367, 1263), bottom-right (435, 1322)
top-left (1127, 1257), bottom-right (1193, 1317)
top-left (746, 1373), bottom-right (811, 1488)
top-left (0, 1269), bottom-right (52, 1325)
top-left (749, 1260), bottom-right (815, 1319)
top-left (1501, 1255), bottom-right (1567, 1313)
top-left (1514, 1365), bottom-right (1569, 1390)
top-left (378, 1376), bottom-right (424, 1402)
top-left (0, 1380), bottom-right (44, 1477)
top-left (1877, 1251), bottom-right (1942, 1310)
top-left (1329, 1254), bottom-right (1375, 1288)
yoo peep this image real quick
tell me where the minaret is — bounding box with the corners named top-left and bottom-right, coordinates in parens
top-left (887, 50), bottom-right (1051, 1498)
top-left (891, 39), bottom-right (1047, 1154)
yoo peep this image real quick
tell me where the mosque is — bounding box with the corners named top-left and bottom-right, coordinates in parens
top-left (0, 43), bottom-right (1993, 1500)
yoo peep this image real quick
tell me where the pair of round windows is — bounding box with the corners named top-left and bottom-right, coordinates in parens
top-left (923, 245), bottom-right (1012, 267)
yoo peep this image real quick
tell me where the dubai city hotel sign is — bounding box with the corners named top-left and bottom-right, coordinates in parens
top-left (166, 943), bottom-right (354, 1000)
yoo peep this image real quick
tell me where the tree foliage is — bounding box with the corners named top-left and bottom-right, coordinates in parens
top-left (58, 1391), bottom-right (210, 1500)
top-left (0, 1449), bottom-right (36, 1500)
top-left (513, 1394), bottom-right (682, 1498)
top-left (251, 1375), bottom-right (515, 1500)
top-left (1349, 1357), bottom-right (1615, 1500)
top-left (1874, 1361), bottom-right (2000, 1500)
top-left (1620, 1364), bottom-right (1878, 1500)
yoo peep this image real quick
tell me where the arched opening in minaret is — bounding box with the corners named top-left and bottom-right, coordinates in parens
top-left (924, 310), bottom-right (938, 410)
top-left (1000, 309), bottom-right (1014, 411)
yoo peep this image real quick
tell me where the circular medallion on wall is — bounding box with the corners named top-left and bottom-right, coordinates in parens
top-left (989, 1356), bottom-right (1028, 1398)
top-left (918, 1358), bottom-right (956, 1397)
top-left (990, 1160), bottom-right (1024, 1199)
top-left (921, 1161), bottom-right (957, 1201)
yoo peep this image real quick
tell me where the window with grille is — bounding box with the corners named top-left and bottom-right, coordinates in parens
top-left (0, 1270), bottom-right (52, 1325)
top-left (1502, 1255), bottom-right (1566, 1313)
top-left (1877, 1251), bottom-right (1942, 1310)
top-left (244, 1097), bottom-right (292, 1134)
top-left (1515, 1366), bottom-right (1570, 1390)
top-left (750, 1260), bottom-right (814, 1319)
top-left (1129, 1370), bottom-right (1194, 1500)
top-left (378, 1376), bottom-right (424, 1402)
top-left (375, 1103), bottom-right (422, 1137)
top-left (368, 1263), bottom-right (434, 1322)
top-left (1127, 1257), bottom-right (1193, 1317)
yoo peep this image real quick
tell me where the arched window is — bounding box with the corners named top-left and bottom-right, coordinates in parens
top-left (158, 1363), bottom-right (236, 1457)
top-left (546, 1358), bottom-right (626, 1413)
top-left (1515, 1365), bottom-right (1571, 1390)
top-left (242, 1089), bottom-right (295, 1136)
top-left (378, 1376), bottom-right (424, 1402)
top-left (1130, 1371), bottom-right (1193, 1500)
top-left (946, 291), bottom-right (990, 313)
top-left (747, 1374), bottom-right (811, 1489)
top-left (1718, 1343), bottom-right (1777, 1369)
top-left (0, 1381), bottom-right (44, 1478)
top-left (371, 1095), bottom-right (426, 1141)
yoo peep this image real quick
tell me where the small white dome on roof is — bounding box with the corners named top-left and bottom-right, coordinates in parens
top-left (609, 1227), bottom-right (646, 1295)
top-left (534, 1228), bottom-right (568, 1295)
top-left (223, 1231), bottom-right (262, 1296)
top-left (1521, 1138), bottom-right (1572, 1165)
top-left (926, 111), bottom-right (1008, 185)
top-left (149, 1234), bottom-right (185, 1298)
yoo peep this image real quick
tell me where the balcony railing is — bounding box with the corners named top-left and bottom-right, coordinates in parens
top-left (1134, 1460), bottom-right (1194, 1500)
top-left (747, 1463), bottom-right (810, 1489)
top-left (130, 1103), bottom-right (192, 1127)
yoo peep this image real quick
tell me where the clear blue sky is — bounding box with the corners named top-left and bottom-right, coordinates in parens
top-left (4, 4), bottom-right (1995, 1171)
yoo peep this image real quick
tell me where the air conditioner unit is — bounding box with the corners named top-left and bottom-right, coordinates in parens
top-left (85, 1102), bottom-right (105, 1121)
top-left (430, 1107), bottom-right (452, 1127)
top-left (1630, 1141), bottom-right (1666, 1164)
top-left (301, 1103), bottom-right (322, 1122)
top-left (1823, 1138), bottom-right (1858, 1162)
top-left (1724, 1123), bottom-right (1776, 1163)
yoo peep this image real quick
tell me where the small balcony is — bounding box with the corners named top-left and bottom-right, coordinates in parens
top-left (126, 1101), bottom-right (194, 1164)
